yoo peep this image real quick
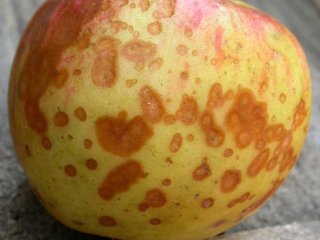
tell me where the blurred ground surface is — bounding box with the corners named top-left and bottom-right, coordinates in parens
top-left (0, 0), bottom-right (319, 239)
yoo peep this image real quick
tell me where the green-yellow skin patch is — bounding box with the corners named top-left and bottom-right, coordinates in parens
top-left (8, 0), bottom-right (311, 240)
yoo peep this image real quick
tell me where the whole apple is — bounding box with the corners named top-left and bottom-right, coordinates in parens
top-left (8, 0), bottom-right (311, 240)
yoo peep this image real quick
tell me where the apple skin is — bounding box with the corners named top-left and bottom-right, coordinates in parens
top-left (8, 0), bottom-right (311, 240)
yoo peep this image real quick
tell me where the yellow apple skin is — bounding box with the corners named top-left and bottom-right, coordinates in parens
top-left (8, 0), bottom-right (311, 240)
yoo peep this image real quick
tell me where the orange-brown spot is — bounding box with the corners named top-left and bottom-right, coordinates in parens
top-left (145, 189), bottom-right (167, 208)
top-left (247, 149), bottom-right (270, 177)
top-left (98, 161), bottom-right (143, 200)
top-left (92, 37), bottom-right (118, 88)
top-left (265, 124), bottom-right (286, 143)
top-left (187, 134), bottom-right (194, 142)
top-left (227, 192), bottom-right (250, 208)
top-left (176, 95), bottom-right (198, 125)
top-left (212, 220), bottom-right (226, 228)
top-left (64, 164), bottom-right (77, 177)
top-left (150, 218), bottom-right (162, 225)
top-left (180, 71), bottom-right (189, 81)
top-left (53, 111), bottom-right (69, 127)
top-left (226, 90), bottom-right (267, 149)
top-left (140, 86), bottom-right (165, 123)
top-left (149, 57), bottom-right (164, 71)
top-left (99, 216), bottom-right (116, 227)
top-left (170, 133), bottom-right (183, 153)
top-left (41, 137), bottom-right (52, 150)
top-left (157, 0), bottom-right (176, 18)
top-left (139, 0), bottom-right (150, 11)
top-left (207, 83), bottom-right (225, 108)
top-left (176, 45), bottom-right (188, 56)
top-left (280, 148), bottom-right (295, 173)
top-left (138, 202), bottom-right (149, 212)
top-left (121, 40), bottom-right (157, 63)
top-left (201, 198), bottom-right (214, 209)
top-left (148, 21), bottom-right (162, 35)
top-left (84, 138), bottom-right (93, 149)
top-left (162, 178), bottom-right (172, 186)
top-left (266, 157), bottom-right (278, 172)
top-left (224, 148), bottom-right (234, 158)
top-left (95, 114), bottom-right (153, 157)
top-left (166, 157), bottom-right (173, 164)
top-left (184, 27), bottom-right (193, 38)
top-left (292, 99), bottom-right (307, 130)
top-left (125, 79), bottom-right (138, 88)
top-left (53, 69), bottom-right (69, 88)
top-left (200, 111), bottom-right (224, 147)
top-left (73, 107), bottom-right (86, 122)
top-left (85, 158), bottom-right (98, 170)
top-left (221, 170), bottom-right (241, 193)
top-left (193, 159), bottom-right (212, 181)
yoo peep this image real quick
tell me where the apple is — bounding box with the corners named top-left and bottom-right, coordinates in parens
top-left (8, 0), bottom-right (311, 240)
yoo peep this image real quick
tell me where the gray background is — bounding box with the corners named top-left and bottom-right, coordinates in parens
top-left (1, 0), bottom-right (320, 239)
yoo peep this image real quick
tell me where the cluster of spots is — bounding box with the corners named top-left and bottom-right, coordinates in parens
top-left (220, 170), bottom-right (241, 193)
top-left (121, 40), bottom-right (157, 71)
top-left (200, 111), bottom-right (224, 147)
top-left (95, 112), bottom-right (153, 157)
top-left (98, 161), bottom-right (143, 200)
top-left (176, 95), bottom-right (199, 125)
top-left (15, 0), bottom-right (104, 142)
top-left (138, 189), bottom-right (167, 212)
top-left (227, 192), bottom-right (251, 208)
top-left (239, 179), bottom-right (284, 220)
top-left (207, 83), bottom-right (234, 108)
top-left (169, 133), bottom-right (183, 153)
top-left (193, 158), bottom-right (212, 181)
top-left (226, 90), bottom-right (268, 149)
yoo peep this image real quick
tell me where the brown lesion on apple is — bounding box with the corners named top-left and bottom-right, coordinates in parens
top-left (92, 36), bottom-right (119, 88)
top-left (99, 216), bottom-right (117, 227)
top-left (98, 160), bottom-right (143, 201)
top-left (169, 133), bottom-right (183, 153)
top-left (227, 192), bottom-right (251, 208)
top-left (201, 198), bottom-right (215, 209)
top-left (11, 0), bottom-right (105, 146)
top-left (238, 179), bottom-right (284, 220)
top-left (139, 86), bottom-right (166, 123)
top-left (200, 111), bottom-right (225, 148)
top-left (138, 189), bottom-right (167, 212)
top-left (220, 169), bottom-right (241, 193)
top-left (139, 0), bottom-right (151, 12)
top-left (176, 95), bottom-right (199, 125)
top-left (193, 158), bottom-right (212, 181)
top-left (156, 0), bottom-right (177, 19)
top-left (95, 112), bottom-right (153, 157)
